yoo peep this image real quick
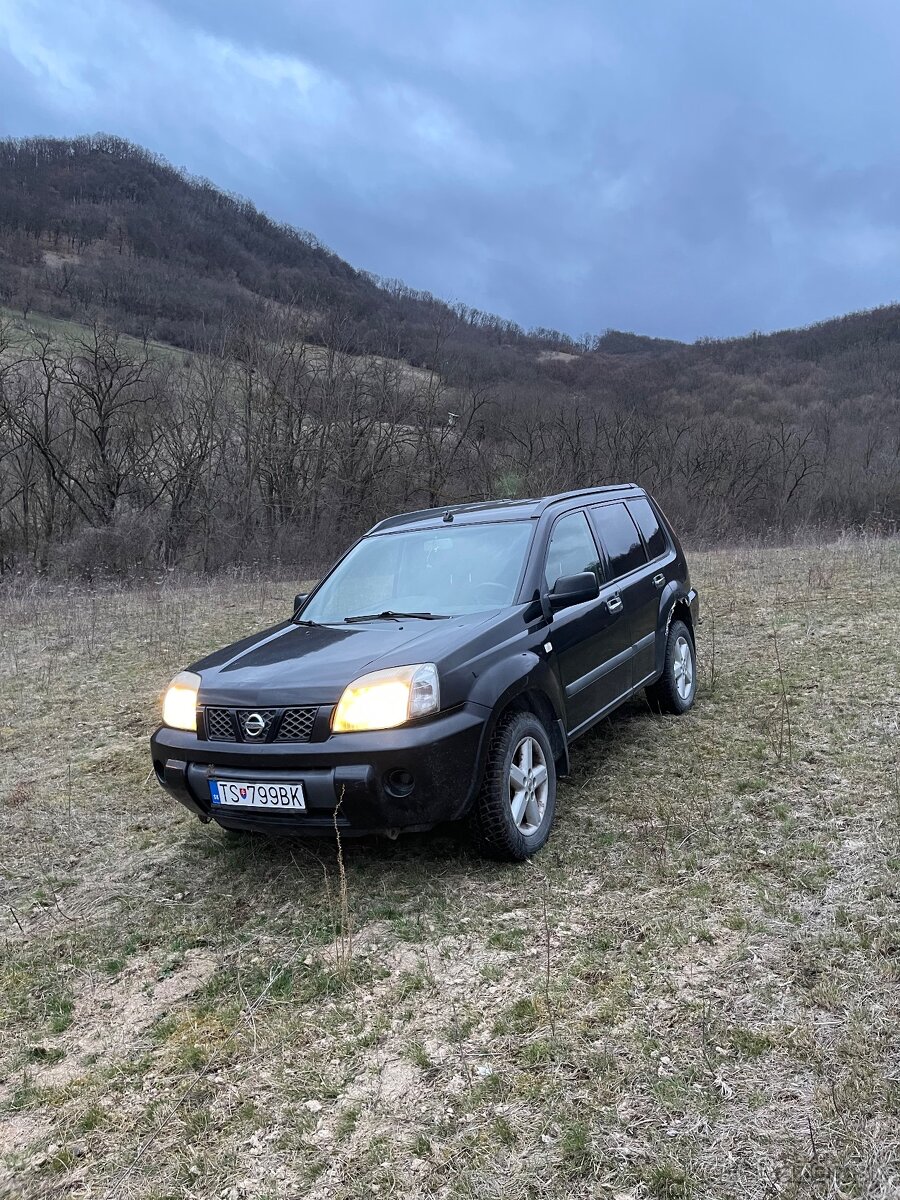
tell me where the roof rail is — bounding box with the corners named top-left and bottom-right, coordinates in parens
top-left (366, 485), bottom-right (640, 534)
top-left (367, 497), bottom-right (526, 533)
top-left (537, 483), bottom-right (639, 512)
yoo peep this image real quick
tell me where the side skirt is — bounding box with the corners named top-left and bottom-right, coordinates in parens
top-left (565, 669), bottom-right (660, 743)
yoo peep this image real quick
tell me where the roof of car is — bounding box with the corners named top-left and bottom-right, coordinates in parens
top-left (367, 485), bottom-right (642, 534)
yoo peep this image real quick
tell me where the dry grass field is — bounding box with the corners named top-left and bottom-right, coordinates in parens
top-left (1, 540), bottom-right (898, 1200)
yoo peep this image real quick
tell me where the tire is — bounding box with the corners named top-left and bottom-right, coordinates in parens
top-left (471, 710), bottom-right (557, 861)
top-left (646, 619), bottom-right (696, 714)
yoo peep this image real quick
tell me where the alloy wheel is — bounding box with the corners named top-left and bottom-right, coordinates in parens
top-left (508, 735), bottom-right (549, 835)
top-left (673, 634), bottom-right (694, 701)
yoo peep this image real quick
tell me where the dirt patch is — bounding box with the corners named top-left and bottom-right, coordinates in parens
top-left (41, 249), bottom-right (84, 270)
top-left (0, 1111), bottom-right (52, 1159)
top-left (32, 949), bottom-right (217, 1088)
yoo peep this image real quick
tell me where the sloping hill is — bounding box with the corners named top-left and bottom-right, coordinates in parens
top-left (0, 134), bottom-right (897, 572)
top-left (0, 134), bottom-right (586, 364)
top-left (5, 134), bottom-right (900, 404)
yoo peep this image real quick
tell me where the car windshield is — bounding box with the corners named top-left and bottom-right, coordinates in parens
top-left (301, 521), bottom-right (534, 622)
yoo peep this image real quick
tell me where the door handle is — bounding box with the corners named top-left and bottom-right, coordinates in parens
top-left (653, 572), bottom-right (666, 588)
top-left (607, 595), bottom-right (623, 614)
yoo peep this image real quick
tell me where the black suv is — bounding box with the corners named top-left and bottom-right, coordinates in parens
top-left (151, 486), bottom-right (698, 860)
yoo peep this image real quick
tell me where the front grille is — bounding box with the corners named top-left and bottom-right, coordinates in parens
top-left (205, 708), bottom-right (236, 740)
top-left (202, 706), bottom-right (318, 743)
top-left (276, 707), bottom-right (317, 742)
top-left (236, 709), bottom-right (277, 741)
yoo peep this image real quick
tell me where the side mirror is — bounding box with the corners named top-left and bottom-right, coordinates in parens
top-left (549, 571), bottom-right (599, 611)
top-left (293, 592), bottom-right (308, 615)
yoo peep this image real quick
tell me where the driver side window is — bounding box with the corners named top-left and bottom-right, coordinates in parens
top-left (543, 511), bottom-right (602, 590)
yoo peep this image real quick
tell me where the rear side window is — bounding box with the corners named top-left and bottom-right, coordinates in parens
top-left (628, 496), bottom-right (668, 560)
top-left (543, 511), bottom-right (602, 589)
top-left (591, 503), bottom-right (647, 578)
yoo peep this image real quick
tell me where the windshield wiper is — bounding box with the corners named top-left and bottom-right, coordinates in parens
top-left (343, 610), bottom-right (449, 623)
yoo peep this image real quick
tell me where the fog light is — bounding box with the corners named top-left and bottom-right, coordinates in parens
top-left (384, 769), bottom-right (415, 798)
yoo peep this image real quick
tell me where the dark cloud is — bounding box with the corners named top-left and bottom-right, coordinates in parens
top-left (3, 0), bottom-right (900, 339)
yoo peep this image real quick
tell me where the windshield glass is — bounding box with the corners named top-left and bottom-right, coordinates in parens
top-left (301, 521), bottom-right (534, 622)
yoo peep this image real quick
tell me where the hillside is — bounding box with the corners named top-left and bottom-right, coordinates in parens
top-left (0, 134), bottom-right (588, 364)
top-left (0, 134), bottom-right (897, 572)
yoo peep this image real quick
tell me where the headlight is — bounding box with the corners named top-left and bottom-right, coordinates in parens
top-left (332, 663), bottom-right (440, 733)
top-left (162, 671), bottom-right (201, 731)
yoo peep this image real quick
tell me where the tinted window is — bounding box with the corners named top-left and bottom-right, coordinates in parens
top-left (543, 511), bottom-right (602, 589)
top-left (628, 496), bottom-right (668, 560)
top-left (592, 503), bottom-right (647, 578)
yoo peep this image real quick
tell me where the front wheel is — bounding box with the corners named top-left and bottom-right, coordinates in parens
top-left (471, 711), bottom-right (557, 861)
top-left (646, 618), bottom-right (696, 714)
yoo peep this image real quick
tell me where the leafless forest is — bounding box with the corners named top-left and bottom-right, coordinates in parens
top-left (0, 136), bottom-right (898, 574)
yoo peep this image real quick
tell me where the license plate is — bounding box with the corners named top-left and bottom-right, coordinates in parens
top-left (209, 779), bottom-right (307, 811)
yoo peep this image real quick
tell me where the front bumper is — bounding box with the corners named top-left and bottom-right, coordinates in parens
top-left (150, 702), bottom-right (490, 834)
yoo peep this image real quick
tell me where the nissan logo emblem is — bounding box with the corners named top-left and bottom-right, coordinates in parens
top-left (243, 712), bottom-right (266, 739)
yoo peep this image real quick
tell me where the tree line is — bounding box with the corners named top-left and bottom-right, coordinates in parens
top-left (1, 308), bottom-right (896, 578)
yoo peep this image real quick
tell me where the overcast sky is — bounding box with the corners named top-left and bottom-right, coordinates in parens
top-left (3, 0), bottom-right (900, 341)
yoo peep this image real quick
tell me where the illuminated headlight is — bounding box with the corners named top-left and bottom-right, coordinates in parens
top-left (162, 671), bottom-right (201, 731)
top-left (332, 663), bottom-right (440, 733)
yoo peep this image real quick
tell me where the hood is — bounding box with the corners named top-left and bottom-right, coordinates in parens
top-left (190, 612), bottom-right (493, 706)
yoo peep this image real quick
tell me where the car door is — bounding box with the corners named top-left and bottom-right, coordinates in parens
top-left (543, 509), bottom-right (633, 734)
top-left (588, 501), bottom-right (658, 684)
top-left (626, 495), bottom-right (676, 682)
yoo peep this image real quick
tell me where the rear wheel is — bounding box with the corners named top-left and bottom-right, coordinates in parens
top-left (646, 618), bottom-right (696, 714)
top-left (471, 711), bottom-right (557, 861)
